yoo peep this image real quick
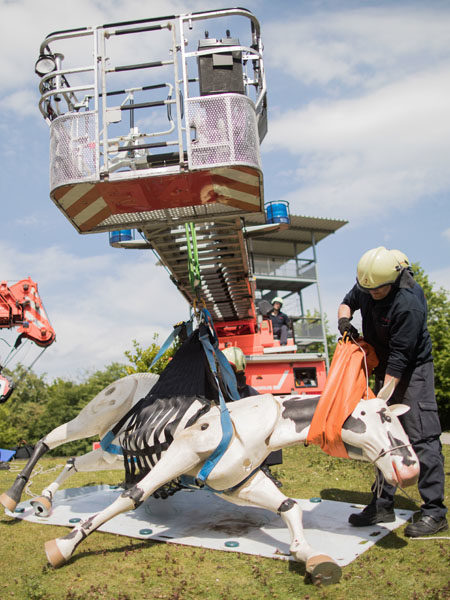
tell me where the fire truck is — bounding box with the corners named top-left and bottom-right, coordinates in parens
top-left (34, 8), bottom-right (345, 396)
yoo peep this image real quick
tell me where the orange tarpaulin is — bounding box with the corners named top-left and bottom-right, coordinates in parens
top-left (306, 339), bottom-right (379, 458)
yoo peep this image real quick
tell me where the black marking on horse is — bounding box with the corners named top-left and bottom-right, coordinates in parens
top-left (82, 515), bottom-right (97, 532)
top-left (278, 498), bottom-right (296, 513)
top-left (342, 415), bottom-right (367, 434)
top-left (378, 407), bottom-right (392, 423)
top-left (281, 396), bottom-right (320, 433)
top-left (121, 486), bottom-right (145, 508)
top-left (387, 431), bottom-right (416, 466)
top-left (65, 529), bottom-right (82, 541)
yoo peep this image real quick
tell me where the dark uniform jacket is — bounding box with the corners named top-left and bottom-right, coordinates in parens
top-left (269, 311), bottom-right (290, 330)
top-left (342, 274), bottom-right (432, 379)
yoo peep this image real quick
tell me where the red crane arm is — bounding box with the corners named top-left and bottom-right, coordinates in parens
top-left (0, 278), bottom-right (55, 347)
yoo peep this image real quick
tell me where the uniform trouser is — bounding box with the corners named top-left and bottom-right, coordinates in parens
top-left (371, 362), bottom-right (447, 520)
top-left (273, 324), bottom-right (289, 345)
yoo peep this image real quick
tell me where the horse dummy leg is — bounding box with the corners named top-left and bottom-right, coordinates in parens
top-left (222, 470), bottom-right (341, 585)
top-left (31, 449), bottom-right (123, 517)
top-left (0, 416), bottom-right (104, 513)
top-left (0, 439), bottom-right (50, 511)
top-left (44, 439), bottom-right (203, 568)
top-left (0, 375), bottom-right (149, 513)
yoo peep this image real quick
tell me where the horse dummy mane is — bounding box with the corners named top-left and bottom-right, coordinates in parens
top-left (120, 327), bottom-right (227, 484)
top-left (306, 339), bottom-right (378, 458)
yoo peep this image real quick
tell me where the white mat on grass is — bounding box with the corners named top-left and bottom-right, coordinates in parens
top-left (7, 485), bottom-right (413, 567)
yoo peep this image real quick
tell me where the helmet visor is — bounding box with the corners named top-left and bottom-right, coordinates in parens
top-left (356, 276), bottom-right (398, 293)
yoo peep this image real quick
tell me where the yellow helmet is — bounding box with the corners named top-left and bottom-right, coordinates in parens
top-left (390, 249), bottom-right (410, 268)
top-left (222, 346), bottom-right (246, 373)
top-left (272, 296), bottom-right (283, 306)
top-left (357, 246), bottom-right (402, 290)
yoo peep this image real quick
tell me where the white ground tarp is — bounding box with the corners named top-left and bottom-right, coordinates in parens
top-left (8, 485), bottom-right (413, 566)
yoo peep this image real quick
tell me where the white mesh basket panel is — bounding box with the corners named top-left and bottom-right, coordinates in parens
top-left (187, 95), bottom-right (261, 170)
top-left (50, 112), bottom-right (97, 190)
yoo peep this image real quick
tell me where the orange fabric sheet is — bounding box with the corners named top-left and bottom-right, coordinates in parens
top-left (306, 340), bottom-right (379, 458)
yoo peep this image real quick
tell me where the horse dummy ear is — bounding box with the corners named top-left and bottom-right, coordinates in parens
top-left (388, 404), bottom-right (410, 417)
top-left (376, 378), bottom-right (396, 402)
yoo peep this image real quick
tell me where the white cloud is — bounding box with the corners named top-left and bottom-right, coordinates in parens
top-left (0, 89), bottom-right (36, 117)
top-left (265, 6), bottom-right (450, 90)
top-left (428, 266), bottom-right (450, 293)
top-left (263, 64), bottom-right (450, 221)
top-left (443, 227), bottom-right (450, 242)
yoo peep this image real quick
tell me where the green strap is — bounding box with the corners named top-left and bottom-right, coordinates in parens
top-left (185, 222), bottom-right (201, 294)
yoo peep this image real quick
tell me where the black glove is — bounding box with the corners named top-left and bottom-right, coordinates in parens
top-left (338, 317), bottom-right (359, 338)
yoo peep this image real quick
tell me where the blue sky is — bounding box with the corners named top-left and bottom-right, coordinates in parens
top-left (0, 0), bottom-right (449, 379)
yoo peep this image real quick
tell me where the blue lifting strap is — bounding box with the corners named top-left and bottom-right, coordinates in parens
top-left (149, 319), bottom-right (194, 369)
top-left (100, 312), bottom-right (238, 475)
top-left (99, 430), bottom-right (123, 455)
top-left (197, 309), bottom-right (239, 484)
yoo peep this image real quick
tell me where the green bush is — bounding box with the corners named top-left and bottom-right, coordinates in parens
top-left (412, 264), bottom-right (450, 429)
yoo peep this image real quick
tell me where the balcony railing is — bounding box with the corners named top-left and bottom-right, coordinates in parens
top-left (253, 256), bottom-right (316, 280)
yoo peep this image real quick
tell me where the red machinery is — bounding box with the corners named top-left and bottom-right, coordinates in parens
top-left (0, 278), bottom-right (56, 402)
top-left (216, 313), bottom-right (327, 396)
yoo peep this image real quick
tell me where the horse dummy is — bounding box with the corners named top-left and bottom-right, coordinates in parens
top-left (0, 330), bottom-right (419, 585)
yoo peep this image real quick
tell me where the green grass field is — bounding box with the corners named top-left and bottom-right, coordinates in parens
top-left (0, 445), bottom-right (448, 600)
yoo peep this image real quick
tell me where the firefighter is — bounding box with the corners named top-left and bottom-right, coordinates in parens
top-left (269, 297), bottom-right (290, 346)
top-left (222, 346), bottom-right (258, 398)
top-left (337, 246), bottom-right (447, 537)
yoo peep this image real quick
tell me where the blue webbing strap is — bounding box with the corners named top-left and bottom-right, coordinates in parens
top-left (101, 311), bottom-right (237, 480)
top-left (197, 309), bottom-right (238, 483)
top-left (99, 430), bottom-right (123, 455)
top-left (149, 319), bottom-right (193, 369)
top-left (199, 308), bottom-right (239, 401)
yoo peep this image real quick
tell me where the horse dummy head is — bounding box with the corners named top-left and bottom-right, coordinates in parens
top-left (341, 379), bottom-right (419, 488)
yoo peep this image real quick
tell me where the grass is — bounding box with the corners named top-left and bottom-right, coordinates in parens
top-left (0, 445), bottom-right (449, 600)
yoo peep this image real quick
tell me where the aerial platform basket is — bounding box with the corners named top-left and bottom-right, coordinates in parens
top-left (36, 8), bottom-right (267, 233)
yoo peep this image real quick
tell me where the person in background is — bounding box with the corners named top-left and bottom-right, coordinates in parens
top-left (269, 297), bottom-right (290, 346)
top-left (337, 246), bottom-right (447, 537)
top-left (222, 346), bottom-right (259, 398)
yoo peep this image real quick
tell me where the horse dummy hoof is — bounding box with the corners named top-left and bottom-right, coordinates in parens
top-left (0, 492), bottom-right (17, 512)
top-left (306, 554), bottom-right (342, 586)
top-left (45, 539), bottom-right (67, 568)
top-left (31, 496), bottom-right (52, 517)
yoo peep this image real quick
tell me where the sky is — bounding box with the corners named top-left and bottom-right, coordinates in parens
top-left (0, 0), bottom-right (449, 380)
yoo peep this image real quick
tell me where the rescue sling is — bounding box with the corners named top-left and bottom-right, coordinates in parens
top-left (306, 338), bottom-right (378, 458)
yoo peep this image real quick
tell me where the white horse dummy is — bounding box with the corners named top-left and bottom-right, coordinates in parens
top-left (0, 369), bottom-right (419, 585)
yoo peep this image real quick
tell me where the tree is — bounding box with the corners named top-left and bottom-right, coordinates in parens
top-left (0, 362), bottom-right (127, 454)
top-left (124, 333), bottom-right (177, 375)
top-left (39, 362), bottom-right (128, 456)
top-left (411, 263), bottom-right (450, 429)
top-left (0, 365), bottom-right (50, 448)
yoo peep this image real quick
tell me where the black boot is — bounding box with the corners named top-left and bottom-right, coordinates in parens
top-left (348, 503), bottom-right (395, 526)
top-left (404, 514), bottom-right (448, 537)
